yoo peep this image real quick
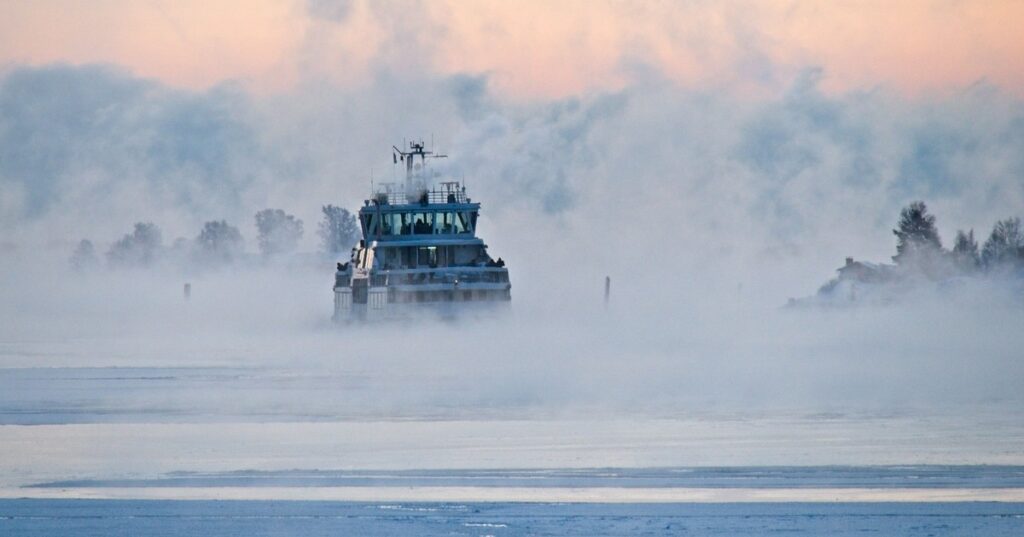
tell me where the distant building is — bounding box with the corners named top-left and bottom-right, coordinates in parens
top-left (836, 257), bottom-right (896, 284)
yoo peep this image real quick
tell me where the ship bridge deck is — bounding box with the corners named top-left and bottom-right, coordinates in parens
top-left (371, 181), bottom-right (469, 206)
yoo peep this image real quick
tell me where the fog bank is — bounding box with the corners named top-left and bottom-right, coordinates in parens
top-left (2, 63), bottom-right (1024, 419)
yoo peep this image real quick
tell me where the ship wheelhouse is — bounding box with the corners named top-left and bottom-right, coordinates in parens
top-left (333, 142), bottom-right (511, 321)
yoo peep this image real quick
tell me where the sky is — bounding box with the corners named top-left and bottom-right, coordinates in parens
top-left (2, 1), bottom-right (1023, 98)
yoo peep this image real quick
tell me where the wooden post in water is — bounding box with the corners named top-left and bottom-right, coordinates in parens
top-left (604, 276), bottom-right (610, 307)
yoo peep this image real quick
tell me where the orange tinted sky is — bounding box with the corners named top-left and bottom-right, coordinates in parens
top-left (1, 0), bottom-right (1022, 97)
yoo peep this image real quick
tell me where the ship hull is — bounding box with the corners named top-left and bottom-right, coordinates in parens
top-left (333, 284), bottom-right (510, 322)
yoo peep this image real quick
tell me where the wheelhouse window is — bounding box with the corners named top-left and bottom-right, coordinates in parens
top-left (378, 210), bottom-right (473, 236)
top-left (365, 213), bottom-right (381, 237)
top-left (439, 211), bottom-right (472, 234)
top-left (412, 212), bottom-right (434, 234)
top-left (386, 213), bottom-right (411, 235)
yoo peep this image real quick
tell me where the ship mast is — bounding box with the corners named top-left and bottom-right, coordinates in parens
top-left (393, 141), bottom-right (447, 202)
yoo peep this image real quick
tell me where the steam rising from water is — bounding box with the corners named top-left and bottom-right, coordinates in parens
top-left (1, 64), bottom-right (1023, 420)
top-left (2, 247), bottom-right (1022, 420)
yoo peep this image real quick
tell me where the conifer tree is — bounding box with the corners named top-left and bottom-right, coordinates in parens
top-left (892, 201), bottom-right (943, 266)
top-left (981, 217), bottom-right (1023, 270)
top-left (952, 229), bottom-right (979, 271)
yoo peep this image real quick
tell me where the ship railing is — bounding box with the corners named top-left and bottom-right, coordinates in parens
top-left (373, 184), bottom-right (468, 205)
top-left (370, 266), bottom-right (508, 286)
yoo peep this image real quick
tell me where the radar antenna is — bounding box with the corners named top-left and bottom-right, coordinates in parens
top-left (392, 140), bottom-right (447, 200)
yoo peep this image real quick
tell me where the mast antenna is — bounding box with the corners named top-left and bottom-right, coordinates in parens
top-left (391, 138), bottom-right (448, 200)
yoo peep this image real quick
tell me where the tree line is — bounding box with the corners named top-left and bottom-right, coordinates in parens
top-left (70, 205), bottom-right (361, 270)
top-left (891, 201), bottom-right (1023, 278)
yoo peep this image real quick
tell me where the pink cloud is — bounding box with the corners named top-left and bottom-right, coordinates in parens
top-left (1, 1), bottom-right (1021, 97)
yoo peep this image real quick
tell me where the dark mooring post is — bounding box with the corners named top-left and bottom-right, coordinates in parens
top-left (604, 276), bottom-right (610, 307)
top-left (184, 282), bottom-right (191, 301)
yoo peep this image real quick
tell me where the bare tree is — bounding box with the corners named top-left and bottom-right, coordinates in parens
top-left (255, 209), bottom-right (304, 256)
top-left (196, 220), bottom-right (244, 264)
top-left (106, 222), bottom-right (163, 268)
top-left (317, 205), bottom-right (359, 256)
top-left (70, 239), bottom-right (99, 271)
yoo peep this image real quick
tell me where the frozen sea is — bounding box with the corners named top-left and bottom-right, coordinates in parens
top-left (3, 499), bottom-right (1024, 536)
top-left (2, 361), bottom-right (1024, 535)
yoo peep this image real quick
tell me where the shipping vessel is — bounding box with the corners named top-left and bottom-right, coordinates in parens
top-left (333, 141), bottom-right (511, 321)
